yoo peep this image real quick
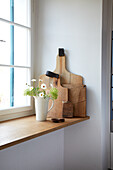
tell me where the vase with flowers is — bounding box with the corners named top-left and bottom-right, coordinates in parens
top-left (24, 79), bottom-right (58, 121)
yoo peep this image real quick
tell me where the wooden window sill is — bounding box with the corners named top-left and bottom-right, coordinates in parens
top-left (0, 115), bottom-right (90, 150)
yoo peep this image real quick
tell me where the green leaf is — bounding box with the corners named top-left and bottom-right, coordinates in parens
top-left (49, 88), bottom-right (58, 100)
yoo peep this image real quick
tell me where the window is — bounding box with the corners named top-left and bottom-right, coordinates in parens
top-left (0, 0), bottom-right (33, 121)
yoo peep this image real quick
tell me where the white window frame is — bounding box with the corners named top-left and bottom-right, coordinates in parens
top-left (0, 0), bottom-right (35, 122)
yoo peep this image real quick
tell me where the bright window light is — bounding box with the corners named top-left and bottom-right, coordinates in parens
top-left (0, 0), bottom-right (31, 111)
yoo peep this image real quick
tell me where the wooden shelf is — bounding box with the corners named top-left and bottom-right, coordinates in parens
top-left (0, 115), bottom-right (90, 150)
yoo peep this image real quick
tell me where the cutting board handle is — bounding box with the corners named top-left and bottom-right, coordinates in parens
top-left (53, 77), bottom-right (61, 87)
top-left (55, 55), bottom-right (67, 73)
top-left (59, 48), bottom-right (64, 56)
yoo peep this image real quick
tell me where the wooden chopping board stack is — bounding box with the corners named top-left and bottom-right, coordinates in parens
top-left (40, 52), bottom-right (86, 118)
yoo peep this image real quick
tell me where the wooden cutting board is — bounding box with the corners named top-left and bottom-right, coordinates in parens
top-left (39, 55), bottom-right (83, 88)
top-left (54, 55), bottom-right (86, 117)
top-left (54, 55), bottom-right (83, 85)
top-left (62, 84), bottom-right (86, 117)
top-left (47, 78), bottom-right (68, 118)
top-left (39, 54), bottom-right (86, 118)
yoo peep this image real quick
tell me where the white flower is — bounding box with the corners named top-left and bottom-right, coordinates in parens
top-left (39, 92), bottom-right (44, 98)
top-left (41, 83), bottom-right (46, 89)
top-left (31, 79), bottom-right (36, 82)
top-left (39, 79), bottom-right (43, 82)
top-left (30, 86), bottom-right (33, 90)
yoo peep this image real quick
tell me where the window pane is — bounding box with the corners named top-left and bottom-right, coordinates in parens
top-left (0, 67), bottom-right (30, 109)
top-left (0, 0), bottom-right (10, 21)
top-left (0, 21), bottom-right (10, 65)
top-left (0, 67), bottom-right (10, 109)
top-left (14, 26), bottom-right (30, 66)
top-left (0, 22), bottom-right (30, 66)
top-left (14, 0), bottom-right (30, 27)
top-left (0, 0), bottom-right (30, 27)
top-left (14, 68), bottom-right (30, 107)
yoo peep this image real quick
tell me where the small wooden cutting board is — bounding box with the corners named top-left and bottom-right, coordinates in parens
top-left (62, 84), bottom-right (86, 117)
top-left (48, 78), bottom-right (68, 118)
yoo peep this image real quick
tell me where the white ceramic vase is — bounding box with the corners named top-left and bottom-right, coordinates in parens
top-left (34, 96), bottom-right (54, 121)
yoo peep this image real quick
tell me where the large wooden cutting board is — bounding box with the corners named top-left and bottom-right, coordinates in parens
top-left (54, 55), bottom-right (83, 85)
top-left (54, 55), bottom-right (86, 117)
top-left (40, 55), bottom-right (83, 88)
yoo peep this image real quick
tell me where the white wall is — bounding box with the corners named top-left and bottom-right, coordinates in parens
top-left (0, 129), bottom-right (64, 170)
top-left (34, 0), bottom-right (103, 170)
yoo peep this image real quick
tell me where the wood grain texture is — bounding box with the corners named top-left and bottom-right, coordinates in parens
top-left (54, 55), bottom-right (83, 85)
top-left (74, 101), bottom-right (86, 117)
top-left (62, 101), bottom-right (73, 118)
top-left (0, 115), bottom-right (90, 150)
top-left (39, 56), bottom-right (83, 86)
top-left (54, 56), bottom-right (86, 117)
top-left (62, 84), bottom-right (86, 117)
top-left (39, 55), bottom-right (86, 118)
top-left (39, 74), bottom-right (51, 88)
top-left (48, 78), bottom-right (68, 118)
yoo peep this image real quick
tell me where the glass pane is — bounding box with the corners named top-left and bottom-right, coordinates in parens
top-left (0, 21), bottom-right (10, 65)
top-left (0, 67), bottom-right (30, 109)
top-left (0, 21), bottom-right (30, 66)
top-left (14, 68), bottom-right (30, 107)
top-left (0, 0), bottom-right (30, 27)
top-left (14, 0), bottom-right (30, 27)
top-left (0, 0), bottom-right (10, 21)
top-left (14, 26), bottom-right (30, 66)
top-left (0, 67), bottom-right (10, 109)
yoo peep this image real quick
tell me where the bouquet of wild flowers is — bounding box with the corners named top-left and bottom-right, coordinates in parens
top-left (24, 79), bottom-right (58, 100)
